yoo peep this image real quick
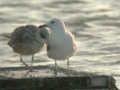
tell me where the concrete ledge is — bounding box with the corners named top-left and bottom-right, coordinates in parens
top-left (0, 76), bottom-right (118, 90)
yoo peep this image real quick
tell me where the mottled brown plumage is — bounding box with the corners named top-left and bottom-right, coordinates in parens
top-left (8, 25), bottom-right (50, 69)
top-left (8, 25), bottom-right (45, 55)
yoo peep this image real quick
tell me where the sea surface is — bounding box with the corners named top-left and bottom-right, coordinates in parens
top-left (0, 0), bottom-right (120, 88)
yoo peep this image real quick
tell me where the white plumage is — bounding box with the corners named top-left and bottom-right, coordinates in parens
top-left (42, 18), bottom-right (77, 76)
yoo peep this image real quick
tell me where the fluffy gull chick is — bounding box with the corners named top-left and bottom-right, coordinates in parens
top-left (8, 25), bottom-right (50, 70)
top-left (40, 18), bottom-right (77, 76)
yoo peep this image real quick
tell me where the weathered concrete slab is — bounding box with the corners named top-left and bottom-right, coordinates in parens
top-left (0, 65), bottom-right (118, 90)
top-left (0, 76), bottom-right (118, 90)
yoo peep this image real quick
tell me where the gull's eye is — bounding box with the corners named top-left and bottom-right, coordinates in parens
top-left (51, 21), bottom-right (55, 24)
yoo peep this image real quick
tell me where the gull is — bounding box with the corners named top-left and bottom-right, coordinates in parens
top-left (40, 18), bottom-right (77, 76)
top-left (8, 25), bottom-right (50, 70)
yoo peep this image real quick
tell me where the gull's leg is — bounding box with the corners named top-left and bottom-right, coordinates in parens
top-left (67, 58), bottom-right (70, 76)
top-left (31, 54), bottom-right (34, 67)
top-left (54, 59), bottom-right (57, 76)
top-left (20, 55), bottom-right (29, 67)
top-left (30, 54), bottom-right (34, 71)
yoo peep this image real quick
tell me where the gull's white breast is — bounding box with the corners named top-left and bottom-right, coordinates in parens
top-left (47, 30), bottom-right (77, 60)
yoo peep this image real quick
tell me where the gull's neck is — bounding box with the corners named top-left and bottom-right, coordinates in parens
top-left (53, 23), bottom-right (67, 34)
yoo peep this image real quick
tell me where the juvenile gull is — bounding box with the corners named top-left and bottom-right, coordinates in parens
top-left (40, 18), bottom-right (77, 76)
top-left (8, 25), bottom-right (50, 70)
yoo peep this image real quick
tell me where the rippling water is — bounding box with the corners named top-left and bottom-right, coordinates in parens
top-left (0, 0), bottom-right (120, 88)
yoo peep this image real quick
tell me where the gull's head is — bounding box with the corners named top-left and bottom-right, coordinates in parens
top-left (43, 18), bottom-right (66, 32)
top-left (38, 25), bottom-right (51, 43)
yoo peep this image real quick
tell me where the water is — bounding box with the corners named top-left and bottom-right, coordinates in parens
top-left (0, 0), bottom-right (120, 88)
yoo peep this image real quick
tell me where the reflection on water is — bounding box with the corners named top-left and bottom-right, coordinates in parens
top-left (0, 0), bottom-right (120, 88)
